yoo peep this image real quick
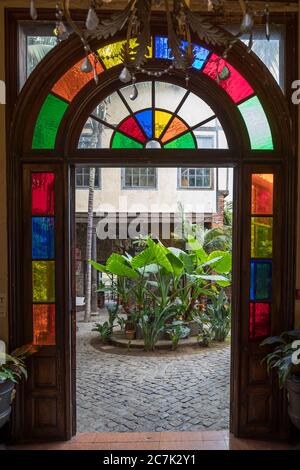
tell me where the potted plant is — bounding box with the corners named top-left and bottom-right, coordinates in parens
top-left (0, 344), bottom-right (37, 430)
top-left (261, 329), bottom-right (300, 430)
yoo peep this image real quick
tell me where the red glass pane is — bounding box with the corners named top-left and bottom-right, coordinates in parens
top-left (251, 174), bottom-right (274, 215)
top-left (119, 117), bottom-right (147, 143)
top-left (32, 173), bottom-right (55, 216)
top-left (249, 303), bottom-right (271, 340)
top-left (52, 54), bottom-right (103, 102)
top-left (203, 53), bottom-right (254, 104)
top-left (33, 304), bottom-right (55, 346)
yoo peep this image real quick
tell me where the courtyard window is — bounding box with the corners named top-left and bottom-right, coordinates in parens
top-left (76, 168), bottom-right (101, 189)
top-left (179, 168), bottom-right (212, 189)
top-left (122, 168), bottom-right (157, 189)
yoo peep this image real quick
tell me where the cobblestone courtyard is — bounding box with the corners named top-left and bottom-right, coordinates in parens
top-left (76, 322), bottom-right (230, 432)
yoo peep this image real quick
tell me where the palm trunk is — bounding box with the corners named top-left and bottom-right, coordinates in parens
top-left (84, 167), bottom-right (96, 323)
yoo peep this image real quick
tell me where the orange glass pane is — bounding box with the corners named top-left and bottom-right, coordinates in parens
top-left (251, 174), bottom-right (274, 215)
top-left (161, 117), bottom-right (188, 144)
top-left (52, 54), bottom-right (103, 102)
top-left (33, 304), bottom-right (55, 346)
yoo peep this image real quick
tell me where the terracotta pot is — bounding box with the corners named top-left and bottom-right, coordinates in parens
top-left (286, 376), bottom-right (300, 431)
top-left (125, 330), bottom-right (135, 341)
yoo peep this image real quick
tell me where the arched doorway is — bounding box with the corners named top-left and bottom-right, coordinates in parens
top-left (9, 23), bottom-right (295, 441)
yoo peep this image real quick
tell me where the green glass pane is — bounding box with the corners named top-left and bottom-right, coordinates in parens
top-left (238, 96), bottom-right (273, 150)
top-left (251, 217), bottom-right (273, 258)
top-left (32, 94), bottom-right (68, 149)
top-left (32, 261), bottom-right (55, 303)
top-left (164, 132), bottom-right (196, 149)
top-left (111, 132), bottom-right (143, 149)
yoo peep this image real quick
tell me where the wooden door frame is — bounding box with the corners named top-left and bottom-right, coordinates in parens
top-left (5, 8), bottom-right (298, 441)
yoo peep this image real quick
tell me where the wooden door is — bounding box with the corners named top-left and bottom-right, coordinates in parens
top-left (231, 164), bottom-right (290, 438)
top-left (21, 163), bottom-right (72, 441)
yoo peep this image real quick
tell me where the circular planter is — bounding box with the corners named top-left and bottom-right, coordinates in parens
top-left (286, 376), bottom-right (300, 431)
top-left (0, 380), bottom-right (15, 430)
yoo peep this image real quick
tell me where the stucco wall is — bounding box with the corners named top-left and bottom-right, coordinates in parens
top-left (0, 2), bottom-right (299, 346)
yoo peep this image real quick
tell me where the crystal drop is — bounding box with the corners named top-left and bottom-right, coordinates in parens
top-left (86, 8), bottom-right (99, 31)
top-left (58, 21), bottom-right (68, 38)
top-left (94, 66), bottom-right (99, 85)
top-left (119, 67), bottom-right (132, 83)
top-left (130, 84), bottom-right (138, 101)
top-left (240, 12), bottom-right (254, 33)
top-left (81, 57), bottom-right (93, 73)
top-left (30, 0), bottom-right (38, 20)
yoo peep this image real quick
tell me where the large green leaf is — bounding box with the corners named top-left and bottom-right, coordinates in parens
top-left (168, 247), bottom-right (194, 274)
top-left (106, 253), bottom-right (139, 279)
top-left (166, 252), bottom-right (184, 277)
top-left (148, 239), bottom-right (173, 273)
top-left (88, 259), bottom-right (108, 273)
top-left (131, 247), bottom-right (154, 269)
top-left (207, 251), bottom-right (232, 274)
top-left (186, 236), bottom-right (207, 263)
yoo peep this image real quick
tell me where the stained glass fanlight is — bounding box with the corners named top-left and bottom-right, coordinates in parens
top-left (32, 36), bottom-right (274, 152)
top-left (78, 81), bottom-right (228, 150)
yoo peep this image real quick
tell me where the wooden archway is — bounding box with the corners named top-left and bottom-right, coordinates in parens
top-left (8, 19), bottom-right (296, 441)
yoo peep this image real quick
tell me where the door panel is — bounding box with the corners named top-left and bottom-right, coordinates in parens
top-left (21, 164), bottom-right (71, 441)
top-left (236, 164), bottom-right (287, 438)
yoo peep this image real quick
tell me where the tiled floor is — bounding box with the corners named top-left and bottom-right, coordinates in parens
top-left (7, 431), bottom-right (295, 450)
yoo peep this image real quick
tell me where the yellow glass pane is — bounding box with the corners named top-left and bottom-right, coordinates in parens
top-left (155, 111), bottom-right (172, 139)
top-left (251, 217), bottom-right (273, 258)
top-left (98, 38), bottom-right (152, 70)
top-left (32, 261), bottom-right (55, 303)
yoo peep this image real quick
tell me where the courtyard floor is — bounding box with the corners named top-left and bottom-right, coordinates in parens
top-left (76, 316), bottom-right (230, 433)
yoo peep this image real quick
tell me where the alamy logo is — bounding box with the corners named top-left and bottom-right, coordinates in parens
top-left (292, 340), bottom-right (300, 365)
top-left (0, 80), bottom-right (5, 105)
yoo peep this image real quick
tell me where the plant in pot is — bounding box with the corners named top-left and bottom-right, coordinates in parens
top-left (261, 329), bottom-right (300, 430)
top-left (206, 288), bottom-right (231, 342)
top-left (0, 344), bottom-right (37, 431)
top-left (165, 320), bottom-right (191, 351)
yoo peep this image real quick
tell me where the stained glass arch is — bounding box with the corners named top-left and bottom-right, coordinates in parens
top-left (26, 34), bottom-right (282, 155)
top-left (78, 81), bottom-right (229, 150)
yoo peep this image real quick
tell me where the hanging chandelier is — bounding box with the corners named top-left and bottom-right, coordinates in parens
top-left (29, 0), bottom-right (271, 96)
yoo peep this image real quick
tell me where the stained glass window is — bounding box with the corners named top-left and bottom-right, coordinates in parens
top-left (32, 94), bottom-right (68, 149)
top-left (249, 173), bottom-right (274, 341)
top-left (31, 37), bottom-right (274, 152)
top-left (250, 303), bottom-right (271, 339)
top-left (32, 173), bottom-right (55, 215)
top-left (31, 172), bottom-right (56, 345)
top-left (32, 217), bottom-right (55, 259)
top-left (80, 81), bottom-right (225, 150)
top-left (252, 174), bottom-right (274, 214)
top-left (33, 304), bottom-right (56, 346)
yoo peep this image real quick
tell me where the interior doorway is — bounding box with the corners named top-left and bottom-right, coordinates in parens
top-left (74, 165), bottom-right (233, 433)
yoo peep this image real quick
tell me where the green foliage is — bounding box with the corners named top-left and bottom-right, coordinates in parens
top-left (261, 329), bottom-right (300, 388)
top-left (206, 289), bottom-right (231, 342)
top-left (193, 313), bottom-right (214, 347)
top-left (139, 306), bottom-right (177, 351)
top-left (166, 321), bottom-right (191, 350)
top-left (92, 322), bottom-right (113, 343)
top-left (0, 344), bottom-right (38, 383)
top-left (90, 235), bottom-right (232, 350)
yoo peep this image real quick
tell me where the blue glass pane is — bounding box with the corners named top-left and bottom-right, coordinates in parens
top-left (155, 36), bottom-right (210, 70)
top-left (32, 217), bottom-right (55, 259)
top-left (250, 260), bottom-right (272, 301)
top-left (135, 110), bottom-right (153, 139)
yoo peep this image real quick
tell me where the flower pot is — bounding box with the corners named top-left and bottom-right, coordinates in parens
top-left (0, 380), bottom-right (15, 430)
top-left (125, 330), bottom-right (135, 341)
top-left (286, 376), bottom-right (300, 431)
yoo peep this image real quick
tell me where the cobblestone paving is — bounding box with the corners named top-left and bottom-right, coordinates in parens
top-left (76, 322), bottom-right (230, 432)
